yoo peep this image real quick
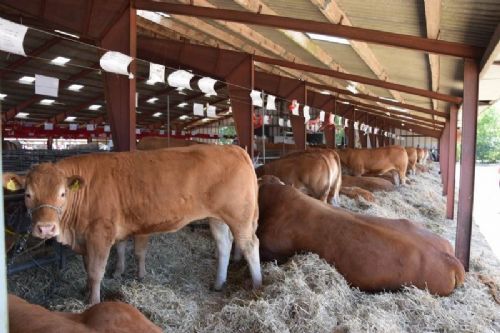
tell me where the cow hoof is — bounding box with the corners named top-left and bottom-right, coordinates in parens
top-left (211, 282), bottom-right (226, 291)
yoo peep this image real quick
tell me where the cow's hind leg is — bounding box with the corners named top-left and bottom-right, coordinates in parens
top-left (208, 218), bottom-right (232, 290)
top-left (113, 240), bottom-right (127, 278)
top-left (134, 235), bottom-right (149, 280)
top-left (234, 233), bottom-right (262, 289)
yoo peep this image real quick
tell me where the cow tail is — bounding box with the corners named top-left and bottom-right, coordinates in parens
top-left (332, 151), bottom-right (343, 201)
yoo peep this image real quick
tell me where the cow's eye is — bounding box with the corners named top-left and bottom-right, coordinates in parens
top-left (61, 192), bottom-right (65, 198)
top-left (25, 193), bottom-right (31, 199)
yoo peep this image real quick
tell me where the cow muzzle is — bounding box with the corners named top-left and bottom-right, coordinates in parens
top-left (33, 222), bottom-right (59, 239)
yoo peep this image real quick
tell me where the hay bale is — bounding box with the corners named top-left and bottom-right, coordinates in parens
top-left (8, 162), bottom-right (500, 332)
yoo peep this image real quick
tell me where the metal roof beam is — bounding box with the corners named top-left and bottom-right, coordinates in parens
top-left (254, 54), bottom-right (462, 104)
top-left (134, 1), bottom-right (484, 59)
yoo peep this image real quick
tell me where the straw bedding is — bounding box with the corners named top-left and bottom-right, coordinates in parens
top-left (7, 163), bottom-right (500, 332)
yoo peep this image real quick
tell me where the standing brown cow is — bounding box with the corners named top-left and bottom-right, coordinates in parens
top-left (336, 145), bottom-right (408, 186)
top-left (3, 145), bottom-right (262, 304)
top-left (255, 148), bottom-right (342, 205)
top-left (137, 136), bottom-right (200, 150)
top-left (257, 176), bottom-right (465, 296)
top-left (416, 147), bottom-right (425, 163)
top-left (405, 147), bottom-right (418, 175)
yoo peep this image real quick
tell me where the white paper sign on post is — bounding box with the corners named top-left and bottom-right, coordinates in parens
top-left (354, 121), bottom-right (359, 130)
top-left (278, 118), bottom-right (284, 127)
top-left (104, 125), bottom-right (111, 132)
top-left (264, 115), bottom-right (270, 125)
top-left (100, 51), bottom-right (133, 76)
top-left (250, 90), bottom-right (263, 107)
top-left (159, 130), bottom-right (165, 135)
top-left (193, 103), bottom-right (204, 116)
top-left (206, 105), bottom-right (217, 118)
top-left (198, 77), bottom-right (217, 96)
top-left (86, 124), bottom-right (95, 131)
top-left (0, 18), bottom-right (28, 56)
top-left (136, 129), bottom-right (141, 135)
top-left (303, 105), bottom-right (310, 124)
top-left (148, 62), bottom-right (165, 84)
top-left (291, 101), bottom-right (300, 116)
top-left (69, 124), bottom-right (78, 131)
top-left (167, 70), bottom-right (193, 90)
top-left (44, 123), bottom-right (54, 130)
top-left (286, 119), bottom-right (292, 128)
top-left (35, 74), bottom-right (59, 97)
top-left (344, 118), bottom-right (349, 128)
top-left (266, 94), bottom-right (276, 110)
top-left (319, 111), bottom-right (325, 122)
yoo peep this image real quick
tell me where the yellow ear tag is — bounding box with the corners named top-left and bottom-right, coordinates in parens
top-left (6, 179), bottom-right (17, 191)
top-left (69, 180), bottom-right (80, 191)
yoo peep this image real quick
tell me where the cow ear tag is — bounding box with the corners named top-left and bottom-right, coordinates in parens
top-left (6, 179), bottom-right (17, 191)
top-left (69, 180), bottom-right (80, 191)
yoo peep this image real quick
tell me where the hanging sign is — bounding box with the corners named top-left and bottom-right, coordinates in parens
top-left (0, 18), bottom-right (28, 56)
top-left (100, 51), bottom-right (133, 76)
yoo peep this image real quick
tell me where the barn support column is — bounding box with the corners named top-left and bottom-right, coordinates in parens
top-left (359, 112), bottom-right (368, 148)
top-left (446, 104), bottom-right (458, 219)
top-left (47, 137), bottom-right (53, 150)
top-left (440, 122), bottom-right (450, 195)
top-left (347, 107), bottom-right (355, 148)
top-left (288, 83), bottom-right (307, 150)
top-left (455, 59), bottom-right (479, 271)
top-left (101, 6), bottom-right (137, 152)
top-left (226, 55), bottom-right (254, 158)
top-left (384, 124), bottom-right (390, 146)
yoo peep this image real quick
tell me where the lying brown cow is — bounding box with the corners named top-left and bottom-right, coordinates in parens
top-left (257, 175), bottom-right (465, 296)
top-left (3, 145), bottom-right (262, 304)
top-left (137, 136), bottom-right (199, 150)
top-left (336, 145), bottom-right (408, 185)
top-left (341, 175), bottom-right (395, 192)
top-left (405, 147), bottom-right (417, 175)
top-left (255, 148), bottom-right (341, 204)
top-left (8, 294), bottom-right (162, 333)
top-left (339, 186), bottom-right (375, 202)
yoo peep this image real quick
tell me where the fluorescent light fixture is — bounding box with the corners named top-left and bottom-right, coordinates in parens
top-left (179, 115), bottom-right (190, 120)
top-left (147, 97), bottom-right (159, 104)
top-left (40, 99), bottom-right (55, 105)
top-left (320, 90), bottom-right (330, 95)
top-left (0, 93), bottom-right (6, 100)
top-left (380, 97), bottom-right (398, 102)
top-left (88, 104), bottom-right (102, 110)
top-left (15, 112), bottom-right (29, 118)
top-left (339, 101), bottom-right (350, 105)
top-left (54, 29), bottom-right (80, 39)
top-left (201, 118), bottom-right (211, 122)
top-left (346, 84), bottom-right (358, 94)
top-left (68, 84), bottom-right (84, 91)
top-left (152, 112), bottom-right (162, 117)
top-left (307, 32), bottom-right (350, 45)
top-left (19, 76), bottom-right (35, 84)
top-left (409, 128), bottom-right (413, 132)
top-left (401, 123), bottom-right (405, 126)
top-left (157, 12), bottom-right (170, 18)
top-left (385, 112), bottom-right (391, 116)
top-left (64, 116), bottom-right (77, 122)
top-left (51, 56), bottom-right (70, 66)
top-left (178, 102), bottom-right (188, 108)
top-left (388, 106), bottom-right (408, 112)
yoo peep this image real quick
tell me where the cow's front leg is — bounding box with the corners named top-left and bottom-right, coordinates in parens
top-left (208, 218), bottom-right (232, 290)
top-left (85, 238), bottom-right (112, 305)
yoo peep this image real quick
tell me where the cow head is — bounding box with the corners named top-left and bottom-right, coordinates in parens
top-left (3, 164), bottom-right (84, 239)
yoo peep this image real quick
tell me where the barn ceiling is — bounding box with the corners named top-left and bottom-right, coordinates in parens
top-left (0, 0), bottom-right (499, 136)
